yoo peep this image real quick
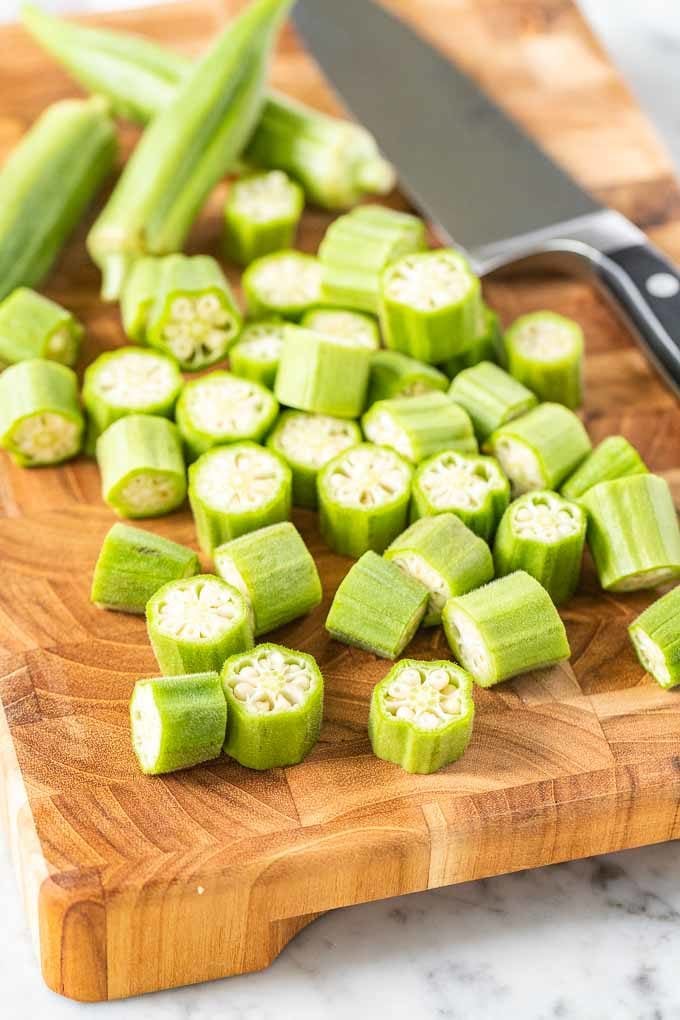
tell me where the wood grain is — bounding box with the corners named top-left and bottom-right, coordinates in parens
top-left (1, 0), bottom-right (680, 1002)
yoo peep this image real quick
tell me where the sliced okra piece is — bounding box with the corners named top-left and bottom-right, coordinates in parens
top-left (385, 513), bottom-right (494, 626)
top-left (369, 659), bottom-right (475, 773)
top-left (301, 307), bottom-right (380, 350)
top-left (96, 414), bottom-right (186, 519)
top-left (318, 443), bottom-right (413, 557)
top-left (91, 522), bottom-right (199, 614)
top-left (222, 643), bottom-right (323, 769)
top-left (505, 311), bottom-right (584, 408)
top-left (443, 570), bottom-right (570, 687)
top-left (629, 586), bottom-right (680, 689)
top-left (581, 474), bottom-right (680, 592)
top-left (0, 287), bottom-right (82, 368)
top-left (560, 435), bottom-right (648, 501)
top-left (176, 370), bottom-right (279, 460)
top-left (242, 250), bottom-right (322, 321)
top-left (448, 361), bottom-right (537, 444)
top-left (267, 410), bottom-right (362, 509)
top-left (130, 671), bottom-right (227, 775)
top-left (442, 306), bottom-right (504, 376)
top-left (362, 391), bottom-right (477, 464)
top-left (215, 522), bottom-right (321, 636)
top-left (147, 574), bottom-right (254, 676)
top-left (493, 490), bottom-right (586, 605)
top-left (0, 359), bottom-right (83, 467)
top-left (224, 170), bottom-right (304, 266)
top-left (412, 450), bottom-right (510, 542)
top-left (367, 350), bottom-right (448, 406)
top-left (120, 256), bottom-right (162, 342)
top-left (188, 442), bottom-right (292, 554)
top-left (229, 320), bottom-right (285, 388)
top-left (488, 403), bottom-right (591, 496)
top-left (274, 325), bottom-right (371, 418)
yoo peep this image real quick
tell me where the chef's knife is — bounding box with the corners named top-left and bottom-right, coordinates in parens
top-left (293, 0), bottom-right (680, 393)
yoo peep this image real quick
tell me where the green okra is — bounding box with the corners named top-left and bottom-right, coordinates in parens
top-left (368, 659), bottom-right (475, 773)
top-left (505, 311), bottom-right (584, 408)
top-left (581, 474), bottom-right (680, 592)
top-left (560, 435), bottom-right (648, 501)
top-left (411, 450), bottom-right (510, 542)
top-left (188, 442), bottom-right (292, 554)
top-left (301, 308), bottom-right (380, 350)
top-left (362, 391), bottom-right (477, 464)
top-left (229, 320), bottom-right (285, 388)
top-left (488, 403), bottom-right (591, 496)
top-left (96, 413), bottom-right (186, 518)
top-left (448, 361), bottom-right (537, 444)
top-left (120, 256), bottom-right (162, 343)
top-left (147, 574), bottom-right (254, 676)
top-left (274, 324), bottom-right (371, 418)
top-left (443, 570), bottom-right (571, 687)
top-left (385, 514), bottom-right (494, 626)
top-left (0, 288), bottom-right (83, 368)
top-left (215, 521), bottom-right (322, 636)
top-left (629, 586), bottom-right (680, 689)
top-left (493, 490), bottom-right (586, 605)
top-left (222, 643), bottom-right (323, 769)
top-left (318, 443), bottom-right (413, 557)
top-left (366, 350), bottom-right (448, 406)
top-left (224, 170), bottom-right (304, 265)
top-left (91, 522), bottom-right (199, 614)
top-left (0, 359), bottom-right (83, 467)
top-left (176, 371), bottom-right (279, 460)
top-left (0, 96), bottom-right (117, 302)
top-left (442, 305), bottom-right (504, 376)
top-left (242, 250), bottom-right (323, 321)
top-left (130, 671), bottom-right (227, 775)
top-left (267, 410), bottom-right (362, 508)
top-left (86, 0), bottom-right (292, 299)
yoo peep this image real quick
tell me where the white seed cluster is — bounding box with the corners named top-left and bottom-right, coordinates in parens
top-left (278, 412), bottom-right (358, 469)
top-left (383, 664), bottom-right (464, 730)
top-left (363, 410), bottom-right (413, 460)
top-left (154, 577), bottom-right (242, 640)
top-left (307, 311), bottom-right (378, 350)
top-left (232, 171), bottom-right (298, 222)
top-left (631, 628), bottom-right (670, 684)
top-left (512, 493), bottom-right (581, 542)
top-left (493, 437), bottom-right (544, 495)
top-left (163, 292), bottom-right (237, 366)
top-left (385, 253), bottom-right (472, 311)
top-left (120, 472), bottom-right (180, 515)
top-left (250, 255), bottom-right (322, 307)
top-left (419, 452), bottom-right (499, 510)
top-left (513, 318), bottom-right (578, 361)
top-left (130, 683), bottom-right (161, 770)
top-left (326, 446), bottom-right (410, 508)
top-left (184, 376), bottom-right (272, 437)
top-left (93, 351), bottom-right (178, 409)
top-left (391, 552), bottom-right (450, 616)
top-left (11, 412), bottom-right (80, 464)
top-left (236, 325), bottom-right (284, 363)
top-left (447, 609), bottom-right (493, 682)
top-left (226, 647), bottom-right (316, 715)
top-left (196, 446), bottom-right (285, 512)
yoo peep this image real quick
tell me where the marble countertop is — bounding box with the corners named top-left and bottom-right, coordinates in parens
top-left (2, 1), bottom-right (680, 1017)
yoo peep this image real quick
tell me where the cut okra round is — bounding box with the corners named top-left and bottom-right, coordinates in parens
top-left (120, 256), bottom-right (162, 343)
top-left (581, 474), bottom-right (680, 592)
top-left (242, 250), bottom-right (323, 321)
top-left (505, 311), bottom-right (584, 408)
top-left (412, 450), bottom-right (510, 542)
top-left (215, 521), bottom-right (322, 636)
top-left (96, 414), bottom-right (186, 519)
top-left (176, 371), bottom-right (279, 460)
top-left (369, 659), bottom-right (475, 773)
top-left (274, 325), bottom-right (371, 418)
top-left (301, 307), bottom-right (380, 350)
top-left (229, 320), bottom-right (285, 388)
top-left (325, 551), bottom-right (428, 659)
top-left (385, 513), bottom-right (494, 626)
top-left (560, 435), bottom-right (648, 501)
top-left (146, 574), bottom-right (254, 676)
top-left (629, 586), bottom-right (680, 689)
top-left (267, 410), bottom-right (362, 508)
top-left (0, 359), bottom-right (83, 467)
top-left (488, 403), bottom-right (591, 496)
top-left (188, 442), bottom-right (292, 555)
top-left (318, 443), bottom-right (413, 557)
top-left (224, 170), bottom-right (304, 266)
top-left (0, 287), bottom-right (83, 368)
top-left (367, 350), bottom-right (449, 406)
top-left (83, 346), bottom-right (183, 441)
top-left (443, 570), bottom-right (571, 687)
top-left (130, 671), bottom-right (227, 775)
top-left (493, 490), bottom-right (586, 605)
top-left (362, 391), bottom-right (477, 464)
top-left (442, 305), bottom-right (504, 377)
top-left (448, 361), bottom-right (537, 443)
top-left (222, 643), bottom-right (323, 770)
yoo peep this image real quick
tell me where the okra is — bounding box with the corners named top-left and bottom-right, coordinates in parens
top-left (325, 551), bottom-right (428, 658)
top-left (120, 256), bottom-right (162, 342)
top-left (385, 514), bottom-right (494, 626)
top-left (267, 410), bottom-right (362, 508)
top-left (91, 522), bottom-right (199, 614)
top-left (96, 414), bottom-right (186, 518)
top-left (147, 574), bottom-right (254, 676)
top-left (493, 491), bottom-right (586, 605)
top-left (222, 643), bottom-right (323, 769)
top-left (368, 659), bottom-right (475, 773)
top-left (488, 403), bottom-right (591, 496)
top-left (215, 522), bottom-right (322, 636)
top-left (242, 250), bottom-right (323, 321)
top-left (176, 371), bottom-right (279, 460)
top-left (188, 442), bottom-right (292, 554)
top-left (130, 672), bottom-right (227, 775)
top-left (0, 96), bottom-right (116, 302)
top-left (448, 361), bottom-right (537, 444)
top-left (560, 435), bottom-right (648, 501)
top-left (411, 450), bottom-right (510, 542)
top-left (274, 325), bottom-right (371, 418)
top-left (629, 586), bottom-right (680, 689)
top-left (366, 350), bottom-right (448, 406)
top-left (0, 288), bottom-right (82, 368)
top-left (229, 320), bottom-right (285, 388)
top-left (505, 311), bottom-right (584, 408)
top-left (224, 170), bottom-right (304, 265)
top-left (581, 475), bottom-right (680, 592)
top-left (318, 443), bottom-right (413, 557)
top-left (442, 306), bottom-right (504, 377)
top-left (443, 570), bottom-right (571, 687)
top-left (301, 308), bottom-right (380, 351)
top-left (0, 359), bottom-right (83, 467)
top-left (362, 391), bottom-right (477, 464)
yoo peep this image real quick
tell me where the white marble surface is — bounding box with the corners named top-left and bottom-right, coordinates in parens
top-left (2, 1), bottom-right (680, 1016)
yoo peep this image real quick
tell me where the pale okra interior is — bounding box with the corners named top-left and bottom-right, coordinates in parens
top-left (278, 413), bottom-right (359, 468)
top-left (419, 452), bottom-right (502, 510)
top-left (382, 663), bottom-right (466, 730)
top-left (154, 577), bottom-right (245, 642)
top-left (184, 376), bottom-right (272, 436)
top-left (390, 552), bottom-right (450, 616)
top-left (493, 437), bottom-right (544, 494)
top-left (512, 317), bottom-right (579, 360)
top-left (130, 683), bottom-right (162, 770)
top-left (631, 628), bottom-right (671, 685)
top-left (46, 327), bottom-right (75, 363)
top-left (120, 474), bottom-right (181, 516)
top-left (233, 171), bottom-right (298, 221)
top-left (384, 251), bottom-right (472, 310)
top-left (326, 446), bottom-right (411, 507)
top-left (446, 610), bottom-right (493, 682)
top-left (364, 410), bottom-right (413, 459)
top-left (511, 492), bottom-right (582, 541)
top-left (163, 291), bottom-right (237, 365)
top-left (195, 446), bottom-right (286, 511)
top-left (236, 326), bottom-right (284, 362)
top-left (91, 351), bottom-right (179, 408)
top-left (226, 646), bottom-right (318, 715)
top-left (250, 254), bottom-right (322, 307)
top-left (307, 310), bottom-right (377, 348)
top-left (12, 412), bottom-right (80, 464)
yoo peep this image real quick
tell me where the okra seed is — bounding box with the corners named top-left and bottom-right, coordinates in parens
top-left (250, 255), bottom-right (322, 306)
top-left (326, 447), bottom-right (410, 508)
top-left (512, 493), bottom-right (581, 543)
top-left (383, 662), bottom-right (467, 729)
top-left (12, 412), bottom-right (80, 464)
top-left (384, 253), bottom-right (473, 312)
top-left (184, 376), bottom-right (271, 436)
top-left (278, 413), bottom-right (359, 469)
top-left (512, 318), bottom-right (577, 361)
top-left (227, 648), bottom-right (319, 715)
top-left (93, 352), bottom-right (179, 408)
top-left (119, 474), bottom-right (179, 516)
top-left (232, 171), bottom-right (299, 223)
top-left (196, 447), bottom-right (285, 512)
top-left (419, 453), bottom-right (497, 511)
top-left (155, 579), bottom-right (242, 641)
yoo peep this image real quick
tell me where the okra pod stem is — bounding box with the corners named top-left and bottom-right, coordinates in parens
top-left (560, 435), bottom-right (648, 501)
top-left (629, 586), bottom-right (680, 689)
top-left (505, 311), bottom-right (584, 408)
top-left (224, 170), bottom-right (304, 265)
top-left (489, 403), bottom-right (591, 496)
top-left (0, 288), bottom-right (83, 368)
top-left (274, 325), bottom-right (372, 418)
top-left (301, 308), bottom-right (380, 351)
top-left (242, 250), bottom-right (323, 321)
top-left (367, 350), bottom-right (448, 406)
top-left (96, 414), bottom-right (186, 518)
top-left (411, 450), bottom-right (510, 542)
top-left (176, 371), bottom-right (279, 460)
top-left (0, 359), bottom-right (83, 467)
top-left (448, 361), bottom-right (537, 444)
top-left (267, 410), bottom-right (362, 509)
top-left (229, 321), bottom-right (285, 388)
top-left (362, 391), bottom-right (477, 463)
top-left (442, 305), bottom-right (504, 377)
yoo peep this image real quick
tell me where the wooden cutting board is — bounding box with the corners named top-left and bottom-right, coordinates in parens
top-left (1, 0), bottom-right (680, 1002)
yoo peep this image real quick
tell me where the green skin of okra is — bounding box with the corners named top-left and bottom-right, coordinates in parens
top-left (629, 585), bottom-right (680, 689)
top-left (0, 288), bottom-right (83, 368)
top-left (130, 671), bottom-right (227, 775)
top-left (83, 347), bottom-right (183, 441)
top-left (267, 411), bottom-right (362, 510)
top-left (120, 256), bottom-right (162, 342)
top-left (223, 172), bottom-right (304, 266)
top-left (489, 402), bottom-right (592, 493)
top-left (448, 361), bottom-right (538, 444)
top-left (96, 414), bottom-right (187, 519)
top-left (242, 251), bottom-right (322, 320)
top-left (229, 334), bottom-right (281, 388)
top-left (366, 350), bottom-right (449, 406)
top-left (175, 371), bottom-right (279, 461)
top-left (505, 311), bottom-right (584, 409)
top-left (410, 452), bottom-right (510, 542)
top-left (275, 325), bottom-right (371, 418)
top-left (560, 436), bottom-right (648, 501)
top-left (442, 307), bottom-right (504, 377)
top-left (0, 358), bottom-right (84, 467)
top-left (363, 391), bottom-right (478, 464)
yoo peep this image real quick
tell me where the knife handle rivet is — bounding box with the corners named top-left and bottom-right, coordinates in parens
top-left (646, 273), bottom-right (679, 298)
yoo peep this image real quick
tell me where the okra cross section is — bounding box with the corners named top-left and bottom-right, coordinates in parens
top-left (96, 414), bottom-right (186, 519)
top-left (442, 305), bottom-right (504, 377)
top-left (222, 643), bottom-right (324, 769)
top-left (267, 410), bottom-right (362, 509)
top-left (629, 586), bottom-right (680, 689)
top-left (489, 402), bottom-right (591, 496)
top-left (412, 450), bottom-right (510, 542)
top-left (560, 435), bottom-right (648, 501)
top-left (443, 570), bottom-right (571, 687)
top-left (0, 287), bottom-right (83, 368)
top-left (369, 659), bottom-right (475, 773)
top-left (367, 350), bottom-right (449, 406)
top-left (176, 370), bottom-right (279, 460)
top-left (505, 311), bottom-right (584, 409)
top-left (0, 359), bottom-right (84, 467)
top-left (275, 325), bottom-right (372, 418)
top-left (224, 170), bottom-right (304, 265)
top-left (301, 308), bottom-right (380, 350)
top-left (229, 320), bottom-right (285, 388)
top-left (242, 250), bottom-right (322, 321)
top-left (120, 256), bottom-right (162, 342)
top-left (448, 361), bottom-right (537, 443)
top-left (362, 391), bottom-right (477, 464)
top-left (146, 574), bottom-right (254, 676)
